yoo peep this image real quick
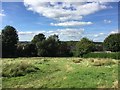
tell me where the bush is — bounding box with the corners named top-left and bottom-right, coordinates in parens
top-left (83, 52), bottom-right (120, 59)
top-left (2, 61), bottom-right (39, 77)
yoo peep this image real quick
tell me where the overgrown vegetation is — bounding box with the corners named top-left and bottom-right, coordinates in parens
top-left (2, 57), bottom-right (118, 88)
top-left (2, 61), bottom-right (39, 77)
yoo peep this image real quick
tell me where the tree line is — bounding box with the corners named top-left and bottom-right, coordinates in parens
top-left (1, 26), bottom-right (120, 58)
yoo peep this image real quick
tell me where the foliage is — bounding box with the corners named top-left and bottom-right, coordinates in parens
top-left (36, 34), bottom-right (60, 57)
top-left (1, 26), bottom-right (120, 58)
top-left (17, 43), bottom-right (37, 57)
top-left (104, 33), bottom-right (120, 52)
top-left (75, 38), bottom-right (95, 57)
top-left (58, 42), bottom-right (72, 57)
top-left (83, 52), bottom-right (120, 59)
top-left (45, 35), bottom-right (59, 57)
top-left (31, 33), bottom-right (46, 44)
top-left (94, 42), bottom-right (103, 51)
top-left (36, 41), bottom-right (48, 56)
top-left (2, 26), bottom-right (19, 57)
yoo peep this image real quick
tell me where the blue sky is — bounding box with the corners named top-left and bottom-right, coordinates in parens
top-left (0, 1), bottom-right (119, 42)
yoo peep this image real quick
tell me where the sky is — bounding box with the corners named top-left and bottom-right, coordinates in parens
top-left (0, 0), bottom-right (119, 42)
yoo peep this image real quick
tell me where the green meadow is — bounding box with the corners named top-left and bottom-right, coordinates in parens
top-left (1, 57), bottom-right (119, 88)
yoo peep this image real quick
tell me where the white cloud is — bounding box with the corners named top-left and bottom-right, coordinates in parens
top-left (94, 32), bottom-right (105, 37)
top-left (104, 19), bottom-right (112, 24)
top-left (23, 0), bottom-right (119, 3)
top-left (110, 30), bottom-right (118, 34)
top-left (18, 31), bottom-right (46, 35)
top-left (51, 21), bottom-right (93, 27)
top-left (46, 28), bottom-right (84, 41)
top-left (24, 1), bottom-right (110, 21)
top-left (18, 28), bottom-right (84, 41)
top-left (0, 9), bottom-right (6, 17)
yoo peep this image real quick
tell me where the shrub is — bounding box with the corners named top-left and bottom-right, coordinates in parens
top-left (83, 52), bottom-right (120, 59)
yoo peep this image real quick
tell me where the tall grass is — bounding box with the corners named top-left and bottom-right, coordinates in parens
top-left (2, 61), bottom-right (39, 77)
top-left (83, 52), bottom-right (120, 59)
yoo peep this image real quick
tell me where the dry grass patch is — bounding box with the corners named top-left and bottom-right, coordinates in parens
top-left (92, 59), bottom-right (117, 66)
top-left (112, 80), bottom-right (118, 88)
top-left (66, 65), bottom-right (73, 72)
top-left (73, 58), bottom-right (83, 63)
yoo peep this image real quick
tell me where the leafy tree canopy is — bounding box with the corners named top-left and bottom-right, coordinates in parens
top-left (104, 33), bottom-right (120, 52)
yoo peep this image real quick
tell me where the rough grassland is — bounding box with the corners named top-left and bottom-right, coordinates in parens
top-left (1, 57), bottom-right (119, 88)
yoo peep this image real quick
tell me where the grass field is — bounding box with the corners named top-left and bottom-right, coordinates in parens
top-left (1, 57), bottom-right (119, 88)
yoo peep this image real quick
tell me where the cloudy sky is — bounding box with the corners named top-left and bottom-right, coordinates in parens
top-left (0, 0), bottom-right (119, 41)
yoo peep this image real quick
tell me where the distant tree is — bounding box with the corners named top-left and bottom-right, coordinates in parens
top-left (93, 42), bottom-right (104, 51)
top-left (17, 43), bottom-right (24, 57)
top-left (2, 26), bottom-right (19, 57)
top-left (36, 40), bottom-right (48, 56)
top-left (32, 33), bottom-right (46, 44)
top-left (104, 33), bottom-right (120, 52)
top-left (23, 43), bottom-right (37, 57)
top-left (46, 34), bottom-right (59, 57)
top-left (36, 34), bottom-right (60, 57)
top-left (31, 33), bottom-right (46, 56)
top-left (58, 42), bottom-right (71, 57)
top-left (66, 41), bottom-right (78, 56)
top-left (75, 38), bottom-right (95, 57)
top-left (17, 43), bottom-right (37, 57)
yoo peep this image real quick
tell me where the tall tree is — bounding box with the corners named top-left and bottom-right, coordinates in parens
top-left (31, 33), bottom-right (46, 56)
top-left (2, 26), bottom-right (19, 57)
top-left (31, 33), bottom-right (46, 44)
top-left (36, 34), bottom-right (60, 57)
top-left (75, 38), bottom-right (95, 57)
top-left (46, 34), bottom-right (59, 57)
top-left (104, 33), bottom-right (120, 52)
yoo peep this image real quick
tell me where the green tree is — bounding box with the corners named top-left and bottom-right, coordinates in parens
top-left (104, 33), bottom-right (120, 52)
top-left (2, 26), bottom-right (19, 57)
top-left (31, 33), bottom-right (46, 56)
top-left (31, 33), bottom-right (46, 44)
top-left (46, 34), bottom-right (59, 57)
top-left (17, 43), bottom-right (37, 57)
top-left (36, 34), bottom-right (60, 57)
top-left (75, 38), bottom-right (95, 57)
top-left (36, 40), bottom-right (48, 56)
top-left (58, 42), bottom-right (71, 57)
